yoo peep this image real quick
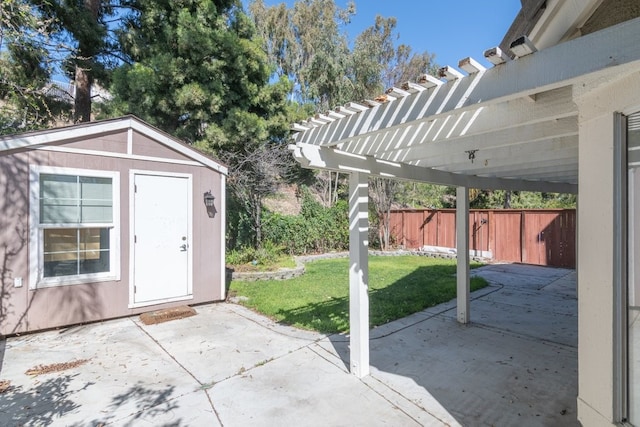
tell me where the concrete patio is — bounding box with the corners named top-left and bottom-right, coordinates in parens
top-left (0, 263), bottom-right (577, 426)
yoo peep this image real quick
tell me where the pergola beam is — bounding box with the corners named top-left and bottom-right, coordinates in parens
top-left (401, 116), bottom-right (577, 163)
top-left (448, 156), bottom-right (578, 176)
top-left (419, 136), bottom-right (577, 170)
top-left (290, 142), bottom-right (577, 194)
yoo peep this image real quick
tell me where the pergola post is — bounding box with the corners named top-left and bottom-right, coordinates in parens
top-left (349, 171), bottom-right (370, 377)
top-left (456, 186), bottom-right (470, 324)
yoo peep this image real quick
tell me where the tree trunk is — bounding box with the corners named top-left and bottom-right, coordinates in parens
top-left (504, 190), bottom-right (512, 209)
top-left (383, 203), bottom-right (391, 250)
top-left (73, 0), bottom-right (100, 123)
top-left (74, 65), bottom-right (92, 122)
top-left (254, 194), bottom-right (262, 249)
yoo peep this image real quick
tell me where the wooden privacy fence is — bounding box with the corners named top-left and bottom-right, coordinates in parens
top-left (389, 209), bottom-right (576, 268)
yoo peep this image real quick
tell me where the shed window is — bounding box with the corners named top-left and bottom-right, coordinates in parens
top-left (30, 167), bottom-right (120, 288)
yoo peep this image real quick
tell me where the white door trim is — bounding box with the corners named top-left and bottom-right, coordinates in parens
top-left (128, 169), bottom-right (193, 308)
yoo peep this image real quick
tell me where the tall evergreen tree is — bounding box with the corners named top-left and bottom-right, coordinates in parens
top-left (28, 0), bottom-right (119, 122)
top-left (110, 0), bottom-right (290, 150)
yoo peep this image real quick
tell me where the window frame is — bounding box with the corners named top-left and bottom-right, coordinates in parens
top-left (29, 166), bottom-right (121, 289)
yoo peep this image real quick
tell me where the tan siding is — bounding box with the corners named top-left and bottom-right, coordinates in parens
top-left (60, 130), bottom-right (128, 153)
top-left (0, 152), bottom-right (31, 334)
top-left (131, 131), bottom-right (195, 161)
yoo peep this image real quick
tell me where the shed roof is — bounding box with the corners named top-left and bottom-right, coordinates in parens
top-left (0, 115), bottom-right (228, 175)
top-left (290, 11), bottom-right (640, 194)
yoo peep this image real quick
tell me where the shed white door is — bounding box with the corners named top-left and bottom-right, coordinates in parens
top-left (133, 173), bottom-right (191, 305)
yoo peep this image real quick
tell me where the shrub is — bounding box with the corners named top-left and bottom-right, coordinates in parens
top-left (226, 240), bottom-right (284, 266)
top-left (262, 188), bottom-right (349, 255)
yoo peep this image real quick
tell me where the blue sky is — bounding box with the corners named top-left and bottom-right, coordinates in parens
top-left (249, 1), bottom-right (522, 69)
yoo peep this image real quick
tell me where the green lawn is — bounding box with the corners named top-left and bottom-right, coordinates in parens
top-left (229, 256), bottom-right (488, 334)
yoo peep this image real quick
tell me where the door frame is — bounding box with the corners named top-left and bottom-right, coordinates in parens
top-left (128, 169), bottom-right (193, 308)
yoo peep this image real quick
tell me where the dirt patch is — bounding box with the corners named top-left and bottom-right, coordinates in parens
top-left (263, 184), bottom-right (301, 215)
top-left (25, 359), bottom-right (90, 377)
top-left (0, 380), bottom-right (11, 393)
top-left (139, 306), bottom-right (197, 325)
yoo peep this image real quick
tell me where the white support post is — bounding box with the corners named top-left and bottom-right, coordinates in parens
top-left (349, 171), bottom-right (370, 377)
top-left (456, 186), bottom-right (470, 324)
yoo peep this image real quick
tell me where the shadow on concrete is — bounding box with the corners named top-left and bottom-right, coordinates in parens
top-left (0, 372), bottom-right (182, 427)
top-left (0, 374), bottom-right (91, 426)
top-left (323, 264), bottom-right (579, 426)
top-left (78, 382), bottom-right (183, 427)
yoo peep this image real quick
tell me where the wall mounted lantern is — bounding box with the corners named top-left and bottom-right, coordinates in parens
top-left (203, 190), bottom-right (216, 218)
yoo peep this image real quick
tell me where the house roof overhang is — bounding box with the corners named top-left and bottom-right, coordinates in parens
top-left (290, 16), bottom-right (640, 194)
top-left (0, 115), bottom-right (228, 175)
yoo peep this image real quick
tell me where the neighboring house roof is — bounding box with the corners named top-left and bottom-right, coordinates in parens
top-left (289, 5), bottom-right (640, 194)
top-left (0, 115), bottom-right (228, 175)
top-left (43, 80), bottom-right (112, 103)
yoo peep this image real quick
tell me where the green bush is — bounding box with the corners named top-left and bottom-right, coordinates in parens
top-left (262, 188), bottom-right (349, 255)
top-left (226, 240), bottom-right (284, 266)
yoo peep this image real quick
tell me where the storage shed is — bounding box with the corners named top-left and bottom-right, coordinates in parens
top-left (0, 116), bottom-right (227, 335)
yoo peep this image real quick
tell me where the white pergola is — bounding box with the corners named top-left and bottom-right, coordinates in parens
top-left (289, 17), bottom-right (640, 378)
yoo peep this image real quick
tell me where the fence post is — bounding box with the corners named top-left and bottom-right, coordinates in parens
top-left (520, 210), bottom-right (525, 263)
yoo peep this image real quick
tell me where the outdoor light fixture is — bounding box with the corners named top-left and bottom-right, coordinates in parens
top-left (203, 190), bottom-right (216, 218)
top-left (203, 191), bottom-right (215, 207)
top-left (465, 149), bottom-right (479, 163)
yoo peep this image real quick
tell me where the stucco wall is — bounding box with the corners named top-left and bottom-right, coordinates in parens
top-left (0, 128), bottom-right (225, 335)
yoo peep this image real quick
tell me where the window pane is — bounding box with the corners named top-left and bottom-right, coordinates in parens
top-left (79, 228), bottom-right (110, 274)
top-left (80, 201), bottom-right (113, 223)
top-left (40, 175), bottom-right (78, 224)
top-left (41, 174), bottom-right (77, 199)
top-left (43, 228), bottom-right (79, 277)
top-left (80, 177), bottom-right (113, 223)
top-left (41, 201), bottom-right (79, 224)
top-left (43, 227), bottom-right (110, 277)
top-left (40, 174), bottom-right (113, 224)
